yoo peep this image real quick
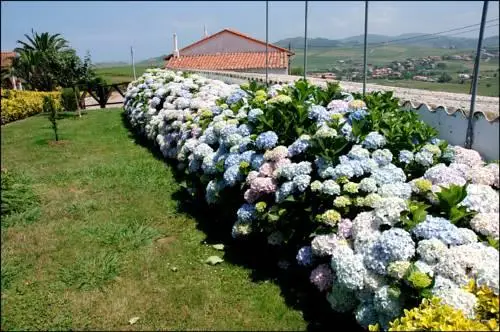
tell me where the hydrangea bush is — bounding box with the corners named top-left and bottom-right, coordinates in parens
top-left (124, 68), bottom-right (499, 330)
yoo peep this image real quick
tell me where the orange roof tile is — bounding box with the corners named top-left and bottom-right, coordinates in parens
top-left (165, 51), bottom-right (289, 71)
top-left (1, 52), bottom-right (16, 68)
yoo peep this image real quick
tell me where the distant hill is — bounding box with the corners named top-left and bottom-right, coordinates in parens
top-left (93, 61), bottom-right (129, 68)
top-left (275, 34), bottom-right (499, 50)
top-left (137, 55), bottom-right (168, 67)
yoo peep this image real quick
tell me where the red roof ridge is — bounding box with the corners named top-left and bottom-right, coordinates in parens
top-left (170, 28), bottom-right (294, 58)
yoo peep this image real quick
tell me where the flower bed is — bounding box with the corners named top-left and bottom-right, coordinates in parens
top-left (1, 90), bottom-right (62, 125)
top-left (123, 69), bottom-right (499, 330)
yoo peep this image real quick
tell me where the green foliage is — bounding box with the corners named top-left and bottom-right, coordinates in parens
top-left (0, 169), bottom-right (40, 228)
top-left (400, 201), bottom-right (430, 231)
top-left (434, 184), bottom-right (476, 225)
top-left (438, 72), bottom-right (453, 83)
top-left (60, 87), bottom-right (78, 112)
top-left (44, 95), bottom-right (59, 141)
top-left (291, 67), bottom-right (304, 76)
top-left (352, 91), bottom-right (438, 152)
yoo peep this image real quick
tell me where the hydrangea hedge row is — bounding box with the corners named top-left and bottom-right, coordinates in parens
top-left (123, 69), bottom-right (499, 330)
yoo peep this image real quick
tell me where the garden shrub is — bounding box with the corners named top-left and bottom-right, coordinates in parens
top-left (60, 87), bottom-right (79, 112)
top-left (123, 69), bottom-right (499, 331)
top-left (1, 90), bottom-right (61, 124)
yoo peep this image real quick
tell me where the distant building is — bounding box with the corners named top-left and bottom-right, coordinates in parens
top-left (164, 28), bottom-right (294, 75)
top-left (1, 51), bottom-right (22, 90)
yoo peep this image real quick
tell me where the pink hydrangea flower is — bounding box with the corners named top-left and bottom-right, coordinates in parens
top-left (310, 264), bottom-right (334, 292)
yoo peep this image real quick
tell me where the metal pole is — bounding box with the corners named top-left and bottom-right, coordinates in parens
top-left (303, 0), bottom-right (308, 80)
top-left (131, 46), bottom-right (137, 81)
top-left (265, 0), bottom-right (269, 87)
top-left (363, 1), bottom-right (369, 96)
top-left (465, 0), bottom-right (488, 149)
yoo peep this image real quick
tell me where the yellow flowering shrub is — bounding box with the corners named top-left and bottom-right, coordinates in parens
top-left (374, 281), bottom-right (500, 331)
top-left (465, 280), bottom-right (500, 331)
top-left (1, 90), bottom-right (61, 125)
top-left (386, 297), bottom-right (490, 331)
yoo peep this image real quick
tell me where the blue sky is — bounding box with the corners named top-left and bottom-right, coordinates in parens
top-left (1, 1), bottom-right (498, 63)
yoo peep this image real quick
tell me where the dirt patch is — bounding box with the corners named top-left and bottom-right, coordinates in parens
top-left (154, 236), bottom-right (176, 253)
top-left (48, 140), bottom-right (70, 146)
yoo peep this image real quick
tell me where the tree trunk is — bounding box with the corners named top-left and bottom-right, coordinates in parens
top-left (73, 86), bottom-right (81, 118)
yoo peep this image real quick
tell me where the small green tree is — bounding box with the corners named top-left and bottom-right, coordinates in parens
top-left (438, 72), bottom-right (452, 83)
top-left (43, 96), bottom-right (59, 141)
top-left (436, 62), bottom-right (447, 70)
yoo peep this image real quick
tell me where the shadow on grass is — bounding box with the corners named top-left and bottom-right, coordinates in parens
top-left (120, 112), bottom-right (362, 332)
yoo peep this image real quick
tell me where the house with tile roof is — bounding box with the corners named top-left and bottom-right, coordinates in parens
top-left (1, 51), bottom-right (22, 90)
top-left (164, 28), bottom-right (294, 75)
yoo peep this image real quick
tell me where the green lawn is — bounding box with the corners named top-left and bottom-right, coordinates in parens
top-left (94, 65), bottom-right (152, 84)
top-left (1, 109), bottom-right (354, 331)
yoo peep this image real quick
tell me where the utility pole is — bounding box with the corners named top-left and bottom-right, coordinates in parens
top-left (131, 46), bottom-right (137, 81)
top-left (265, 0), bottom-right (269, 86)
top-left (465, 0), bottom-right (488, 149)
top-left (362, 1), bottom-right (369, 96)
top-left (303, 0), bottom-right (308, 80)
top-left (288, 41), bottom-right (292, 75)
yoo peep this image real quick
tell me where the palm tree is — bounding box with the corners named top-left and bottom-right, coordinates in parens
top-left (13, 30), bottom-right (70, 91)
top-left (15, 29), bottom-right (69, 54)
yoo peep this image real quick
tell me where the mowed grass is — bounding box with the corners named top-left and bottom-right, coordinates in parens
top-left (95, 65), bottom-right (152, 84)
top-left (0, 109), bottom-right (308, 331)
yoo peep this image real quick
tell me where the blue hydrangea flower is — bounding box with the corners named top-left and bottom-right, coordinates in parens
top-left (293, 174), bottom-right (311, 192)
top-left (372, 149), bottom-right (393, 167)
top-left (223, 164), bottom-right (243, 187)
top-left (255, 131), bottom-right (279, 150)
top-left (296, 246), bottom-right (314, 266)
top-left (224, 153), bottom-right (242, 169)
top-left (251, 153), bottom-right (265, 170)
top-left (226, 89), bottom-right (247, 105)
top-left (399, 150), bottom-right (414, 164)
top-left (238, 124), bottom-right (252, 137)
top-left (412, 216), bottom-right (472, 246)
top-left (370, 164), bottom-right (406, 185)
top-left (237, 203), bottom-right (256, 222)
top-left (347, 160), bottom-right (365, 177)
top-left (275, 181), bottom-right (296, 203)
top-left (332, 163), bottom-right (355, 180)
top-left (359, 178), bottom-right (378, 193)
top-left (363, 132), bottom-right (387, 150)
top-left (322, 180), bottom-right (341, 195)
top-left (364, 228), bottom-right (415, 275)
top-left (202, 153), bottom-right (217, 175)
top-left (248, 108), bottom-right (264, 123)
top-left (348, 145), bottom-right (371, 160)
top-left (288, 136), bottom-right (311, 157)
top-left (415, 150), bottom-right (434, 167)
top-left (348, 109), bottom-right (368, 123)
top-left (240, 150), bottom-right (256, 163)
top-left (308, 105), bottom-right (330, 122)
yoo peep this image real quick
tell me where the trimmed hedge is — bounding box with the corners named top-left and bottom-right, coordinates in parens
top-left (1, 90), bottom-right (61, 125)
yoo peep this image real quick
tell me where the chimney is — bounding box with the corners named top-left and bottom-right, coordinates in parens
top-left (204, 25), bottom-right (208, 38)
top-left (173, 33), bottom-right (179, 58)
